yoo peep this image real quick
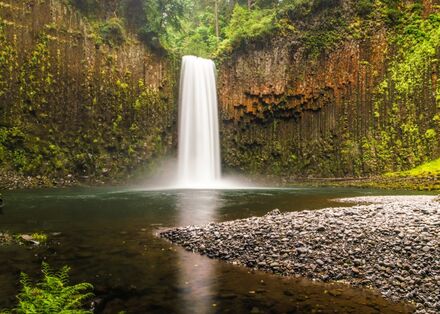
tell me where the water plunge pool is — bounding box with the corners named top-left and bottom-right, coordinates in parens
top-left (0, 187), bottom-right (418, 313)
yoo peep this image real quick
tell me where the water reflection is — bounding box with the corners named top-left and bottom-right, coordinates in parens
top-left (0, 187), bottom-right (419, 313)
top-left (176, 190), bottom-right (222, 313)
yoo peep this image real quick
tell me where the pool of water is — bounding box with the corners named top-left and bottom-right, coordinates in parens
top-left (0, 186), bottom-right (420, 313)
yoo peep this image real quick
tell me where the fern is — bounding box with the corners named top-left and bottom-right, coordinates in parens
top-left (2, 263), bottom-right (93, 314)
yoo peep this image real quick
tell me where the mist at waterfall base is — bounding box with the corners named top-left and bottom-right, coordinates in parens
top-left (141, 55), bottom-right (251, 190)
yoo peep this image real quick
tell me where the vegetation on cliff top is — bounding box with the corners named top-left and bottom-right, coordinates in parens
top-left (65, 0), bottom-right (440, 63)
top-left (139, 0), bottom-right (427, 58)
top-left (66, 0), bottom-right (366, 58)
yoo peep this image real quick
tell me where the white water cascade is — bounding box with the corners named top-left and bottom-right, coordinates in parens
top-left (177, 56), bottom-right (221, 188)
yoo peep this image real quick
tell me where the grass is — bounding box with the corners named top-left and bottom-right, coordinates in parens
top-left (298, 158), bottom-right (440, 192)
top-left (385, 158), bottom-right (440, 177)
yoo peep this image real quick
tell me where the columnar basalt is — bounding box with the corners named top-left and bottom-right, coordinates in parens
top-left (218, 1), bottom-right (440, 178)
top-left (0, 0), bottom-right (176, 187)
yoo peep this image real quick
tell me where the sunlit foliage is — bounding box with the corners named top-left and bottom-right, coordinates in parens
top-left (2, 263), bottom-right (93, 314)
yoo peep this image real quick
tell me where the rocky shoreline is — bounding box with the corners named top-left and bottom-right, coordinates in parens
top-left (0, 169), bottom-right (123, 190)
top-left (160, 195), bottom-right (440, 313)
top-left (306, 176), bottom-right (440, 192)
top-left (0, 170), bottom-right (78, 190)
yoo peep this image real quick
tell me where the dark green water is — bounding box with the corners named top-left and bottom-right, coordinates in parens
top-left (0, 187), bottom-right (419, 313)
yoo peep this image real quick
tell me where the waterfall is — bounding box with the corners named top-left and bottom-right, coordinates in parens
top-left (177, 56), bottom-right (221, 188)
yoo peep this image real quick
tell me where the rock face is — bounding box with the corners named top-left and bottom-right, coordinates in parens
top-left (218, 0), bottom-right (440, 178)
top-left (0, 0), bottom-right (175, 186)
top-left (161, 195), bottom-right (440, 314)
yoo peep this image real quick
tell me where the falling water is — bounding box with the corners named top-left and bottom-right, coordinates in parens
top-left (177, 56), bottom-right (221, 188)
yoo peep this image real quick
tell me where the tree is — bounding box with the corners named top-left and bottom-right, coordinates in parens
top-left (143, 0), bottom-right (188, 35)
top-left (215, 0), bottom-right (219, 37)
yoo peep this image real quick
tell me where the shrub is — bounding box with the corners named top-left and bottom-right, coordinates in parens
top-left (69, 0), bottom-right (98, 15)
top-left (380, 0), bottom-right (404, 26)
top-left (99, 18), bottom-right (126, 47)
top-left (311, 0), bottom-right (340, 11)
top-left (2, 263), bottom-right (94, 314)
top-left (221, 5), bottom-right (277, 52)
top-left (357, 0), bottom-right (374, 17)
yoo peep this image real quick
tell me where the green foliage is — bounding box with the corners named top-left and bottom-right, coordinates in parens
top-left (68, 0), bottom-right (98, 15)
top-left (68, 0), bottom-right (188, 49)
top-left (164, 11), bottom-right (220, 58)
top-left (302, 28), bottom-right (342, 57)
top-left (143, 0), bottom-right (187, 35)
top-left (386, 158), bottom-right (440, 177)
top-left (380, 0), bottom-right (404, 26)
top-left (133, 0), bottom-right (189, 50)
top-left (307, 7), bottom-right (348, 55)
top-left (30, 233), bottom-right (48, 243)
top-left (356, 0), bottom-right (374, 17)
top-left (368, 7), bottom-right (440, 172)
top-left (99, 18), bottom-right (126, 47)
top-left (0, 126), bottom-right (69, 175)
top-left (222, 2), bottom-right (440, 179)
top-left (66, 0), bottom-right (348, 58)
top-left (220, 5), bottom-right (277, 52)
top-left (277, 0), bottom-right (313, 20)
top-left (311, 0), bottom-right (340, 11)
top-left (390, 13), bottom-right (440, 95)
top-left (18, 34), bottom-right (53, 118)
top-left (0, 20), bottom-right (17, 103)
top-left (2, 263), bottom-right (93, 314)
top-left (161, 1), bottom-right (298, 58)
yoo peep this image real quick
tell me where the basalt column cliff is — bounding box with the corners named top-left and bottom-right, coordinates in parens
top-left (0, 0), bottom-right (175, 187)
top-left (218, 0), bottom-right (440, 178)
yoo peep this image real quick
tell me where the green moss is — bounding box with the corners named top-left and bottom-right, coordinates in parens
top-left (302, 28), bottom-right (343, 57)
top-left (390, 12), bottom-right (440, 95)
top-left (68, 0), bottom-right (98, 15)
top-left (0, 7), bottom-right (176, 185)
top-left (219, 5), bottom-right (278, 54)
top-left (308, 175), bottom-right (440, 191)
top-left (299, 6), bottom-right (348, 57)
top-left (356, 0), bottom-right (374, 17)
top-left (386, 158), bottom-right (440, 177)
top-left (98, 18), bottom-right (126, 47)
top-left (222, 3), bottom-right (440, 180)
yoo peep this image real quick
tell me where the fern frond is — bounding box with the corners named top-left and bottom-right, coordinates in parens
top-left (64, 292), bottom-right (94, 310)
top-left (19, 272), bottom-right (31, 288)
top-left (41, 262), bottom-right (52, 277)
top-left (4, 263), bottom-right (94, 314)
top-left (57, 266), bottom-right (71, 286)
